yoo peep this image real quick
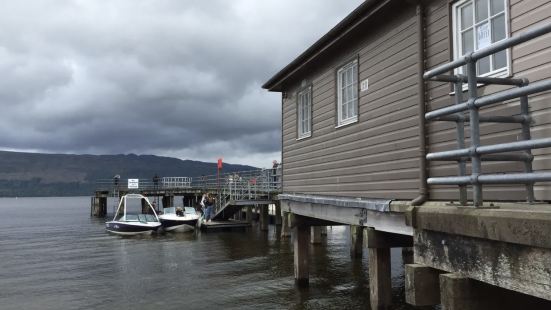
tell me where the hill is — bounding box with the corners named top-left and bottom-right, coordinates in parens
top-left (0, 151), bottom-right (256, 197)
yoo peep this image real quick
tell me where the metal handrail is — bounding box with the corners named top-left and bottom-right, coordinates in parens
top-left (424, 22), bottom-right (551, 207)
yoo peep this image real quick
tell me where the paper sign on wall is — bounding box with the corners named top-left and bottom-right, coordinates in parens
top-left (360, 79), bottom-right (369, 92)
top-left (477, 23), bottom-right (491, 49)
top-left (128, 179), bottom-right (139, 189)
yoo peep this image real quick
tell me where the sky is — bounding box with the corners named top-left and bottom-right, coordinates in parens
top-left (0, 0), bottom-right (363, 168)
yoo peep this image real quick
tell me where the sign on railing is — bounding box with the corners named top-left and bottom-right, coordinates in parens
top-left (128, 179), bottom-right (139, 189)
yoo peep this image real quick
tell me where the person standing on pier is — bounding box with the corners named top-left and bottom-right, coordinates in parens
top-left (204, 194), bottom-right (214, 223)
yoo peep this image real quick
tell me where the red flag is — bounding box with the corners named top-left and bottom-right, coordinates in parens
top-left (217, 158), bottom-right (223, 170)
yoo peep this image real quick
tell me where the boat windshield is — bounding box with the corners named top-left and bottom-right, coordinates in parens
top-left (145, 214), bottom-right (157, 222)
top-left (163, 207), bottom-right (176, 214)
top-left (121, 214), bottom-right (139, 222)
top-left (184, 207), bottom-right (196, 215)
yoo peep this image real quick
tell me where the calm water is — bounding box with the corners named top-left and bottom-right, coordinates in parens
top-left (0, 197), bottom-right (414, 309)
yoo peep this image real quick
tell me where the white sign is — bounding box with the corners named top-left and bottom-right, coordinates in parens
top-left (477, 23), bottom-right (491, 49)
top-left (360, 78), bottom-right (369, 92)
top-left (128, 179), bottom-right (139, 189)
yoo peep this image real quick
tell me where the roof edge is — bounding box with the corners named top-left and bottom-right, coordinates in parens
top-left (262, 0), bottom-right (383, 92)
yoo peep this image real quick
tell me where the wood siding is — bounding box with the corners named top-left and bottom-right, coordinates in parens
top-left (280, 0), bottom-right (551, 202)
top-left (282, 5), bottom-right (421, 200)
top-left (425, 0), bottom-right (551, 201)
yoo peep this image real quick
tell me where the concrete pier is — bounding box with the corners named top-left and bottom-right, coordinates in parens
top-left (161, 195), bottom-right (174, 209)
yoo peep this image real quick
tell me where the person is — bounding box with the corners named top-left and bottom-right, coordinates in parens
top-left (200, 193), bottom-right (208, 217)
top-left (204, 194), bottom-right (214, 223)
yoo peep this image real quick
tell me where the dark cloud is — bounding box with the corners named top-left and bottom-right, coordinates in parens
top-left (0, 0), bottom-right (362, 167)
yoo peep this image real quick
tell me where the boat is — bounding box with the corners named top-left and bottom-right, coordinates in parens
top-left (105, 194), bottom-right (161, 235)
top-left (158, 206), bottom-right (200, 232)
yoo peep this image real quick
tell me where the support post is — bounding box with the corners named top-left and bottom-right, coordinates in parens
top-left (246, 206), bottom-right (253, 223)
top-left (260, 204), bottom-right (269, 231)
top-left (402, 247), bottom-right (414, 265)
top-left (366, 228), bottom-right (392, 310)
top-left (311, 226), bottom-right (323, 244)
top-left (350, 225), bottom-right (364, 259)
top-left (369, 247), bottom-right (392, 310)
top-left (405, 264), bottom-right (442, 307)
top-left (294, 223), bottom-right (310, 286)
top-left (321, 226), bottom-right (328, 236)
top-left (440, 273), bottom-right (488, 310)
top-left (275, 202), bottom-right (282, 225)
top-left (281, 212), bottom-right (291, 238)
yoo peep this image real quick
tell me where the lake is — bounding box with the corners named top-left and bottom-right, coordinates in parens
top-left (0, 196), bottom-right (415, 309)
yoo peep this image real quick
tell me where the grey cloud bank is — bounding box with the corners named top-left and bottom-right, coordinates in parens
top-left (0, 0), bottom-right (362, 168)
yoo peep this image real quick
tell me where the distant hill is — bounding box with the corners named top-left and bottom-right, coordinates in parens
top-left (0, 151), bottom-right (256, 197)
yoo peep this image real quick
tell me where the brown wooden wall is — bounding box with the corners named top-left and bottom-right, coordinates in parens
top-left (282, 5), bottom-right (421, 200)
top-left (280, 0), bottom-right (551, 202)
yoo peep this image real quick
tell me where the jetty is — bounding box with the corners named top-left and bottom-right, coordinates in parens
top-left (91, 167), bottom-right (282, 231)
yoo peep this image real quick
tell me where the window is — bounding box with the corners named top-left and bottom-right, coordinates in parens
top-left (297, 86), bottom-right (311, 139)
top-left (337, 59), bottom-right (358, 127)
top-left (453, 0), bottom-right (509, 76)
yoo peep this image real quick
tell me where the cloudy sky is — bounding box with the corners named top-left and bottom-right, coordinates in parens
top-left (0, 0), bottom-right (363, 168)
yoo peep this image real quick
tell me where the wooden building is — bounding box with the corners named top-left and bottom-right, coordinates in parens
top-left (263, 0), bottom-right (551, 204)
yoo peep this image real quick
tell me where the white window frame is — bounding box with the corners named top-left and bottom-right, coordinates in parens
top-left (452, 0), bottom-right (511, 78)
top-left (336, 59), bottom-right (359, 127)
top-left (297, 86), bottom-right (312, 140)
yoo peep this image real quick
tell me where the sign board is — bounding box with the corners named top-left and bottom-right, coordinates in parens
top-left (360, 79), bottom-right (369, 92)
top-left (128, 179), bottom-right (139, 189)
top-left (477, 23), bottom-right (491, 49)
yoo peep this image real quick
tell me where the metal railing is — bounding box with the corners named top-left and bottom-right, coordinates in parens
top-left (424, 22), bottom-right (551, 207)
top-left (161, 177), bottom-right (192, 188)
top-left (96, 177), bottom-right (192, 192)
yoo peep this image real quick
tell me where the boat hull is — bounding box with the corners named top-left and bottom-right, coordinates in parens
top-left (105, 221), bottom-right (161, 236)
top-left (159, 218), bottom-right (198, 232)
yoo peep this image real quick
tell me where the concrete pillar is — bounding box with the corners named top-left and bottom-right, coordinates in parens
top-left (281, 212), bottom-right (291, 238)
top-left (275, 202), bottom-right (282, 225)
top-left (402, 247), bottom-right (414, 265)
top-left (311, 226), bottom-right (323, 244)
top-left (321, 226), bottom-right (328, 236)
top-left (350, 225), bottom-right (364, 259)
top-left (294, 223), bottom-right (310, 286)
top-left (91, 196), bottom-right (107, 217)
top-left (260, 205), bottom-right (269, 231)
top-left (440, 273), bottom-right (495, 310)
top-left (368, 247), bottom-right (392, 310)
top-left (246, 206), bottom-right (253, 222)
top-left (405, 264), bottom-right (442, 307)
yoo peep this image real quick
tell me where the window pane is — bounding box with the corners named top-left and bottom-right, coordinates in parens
top-left (347, 68), bottom-right (353, 85)
top-left (342, 103), bottom-right (347, 120)
top-left (478, 55), bottom-right (491, 74)
top-left (491, 14), bottom-right (506, 42)
top-left (475, 0), bottom-right (488, 23)
top-left (342, 86), bottom-right (348, 103)
top-left (490, 0), bottom-right (504, 15)
top-left (347, 101), bottom-right (353, 119)
top-left (347, 85), bottom-right (353, 104)
top-left (462, 29), bottom-right (474, 55)
top-left (461, 4), bottom-right (473, 30)
top-left (493, 50), bottom-right (507, 70)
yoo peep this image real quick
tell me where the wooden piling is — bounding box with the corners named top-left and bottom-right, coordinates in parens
top-left (294, 222), bottom-right (310, 286)
top-left (350, 225), bottom-right (364, 259)
top-left (260, 205), bottom-right (269, 231)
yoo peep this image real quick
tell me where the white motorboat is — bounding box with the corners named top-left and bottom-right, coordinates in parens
top-left (105, 194), bottom-right (161, 235)
top-left (159, 206), bottom-right (200, 232)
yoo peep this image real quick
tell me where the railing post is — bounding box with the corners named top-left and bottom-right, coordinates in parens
top-left (454, 80), bottom-right (468, 206)
top-left (519, 87), bottom-right (535, 203)
top-left (466, 59), bottom-right (483, 206)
